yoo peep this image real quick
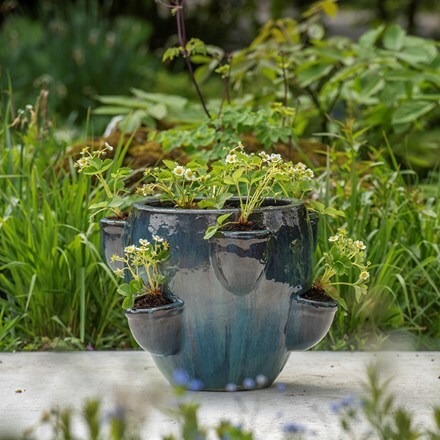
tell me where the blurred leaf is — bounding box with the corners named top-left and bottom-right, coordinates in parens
top-left (392, 101), bottom-right (436, 125)
top-left (296, 61), bottom-right (333, 87)
top-left (383, 25), bottom-right (405, 51)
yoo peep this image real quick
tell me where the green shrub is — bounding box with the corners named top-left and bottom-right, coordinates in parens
top-left (0, 0), bottom-right (155, 122)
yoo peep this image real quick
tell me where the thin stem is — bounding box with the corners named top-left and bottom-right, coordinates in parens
top-left (175, 0), bottom-right (211, 119)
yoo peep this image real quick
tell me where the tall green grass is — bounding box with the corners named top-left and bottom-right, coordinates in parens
top-left (0, 94), bottom-right (130, 350)
top-left (315, 124), bottom-right (440, 349)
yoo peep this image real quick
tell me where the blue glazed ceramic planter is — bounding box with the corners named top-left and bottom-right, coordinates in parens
top-left (117, 197), bottom-right (337, 391)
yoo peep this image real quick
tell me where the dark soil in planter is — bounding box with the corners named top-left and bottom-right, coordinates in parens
top-left (133, 294), bottom-right (173, 310)
top-left (301, 285), bottom-right (334, 302)
top-left (106, 212), bottom-right (129, 221)
top-left (221, 220), bottom-right (265, 232)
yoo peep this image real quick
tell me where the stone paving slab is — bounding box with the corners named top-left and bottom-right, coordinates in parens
top-left (0, 351), bottom-right (439, 439)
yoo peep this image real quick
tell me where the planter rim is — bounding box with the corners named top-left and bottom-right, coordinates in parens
top-left (124, 295), bottom-right (184, 315)
top-left (294, 294), bottom-right (338, 309)
top-left (132, 197), bottom-right (303, 215)
top-left (100, 217), bottom-right (127, 225)
top-left (213, 229), bottom-right (271, 239)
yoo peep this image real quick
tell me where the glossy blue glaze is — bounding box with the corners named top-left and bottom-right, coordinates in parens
top-left (100, 218), bottom-right (126, 271)
top-left (125, 295), bottom-right (184, 356)
top-left (285, 295), bottom-right (337, 351)
top-left (209, 229), bottom-right (271, 296)
top-left (122, 198), bottom-right (335, 390)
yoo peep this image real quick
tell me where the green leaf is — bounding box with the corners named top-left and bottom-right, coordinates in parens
top-left (157, 249), bottom-right (170, 261)
top-left (392, 100), bottom-right (436, 125)
top-left (117, 284), bottom-right (131, 297)
top-left (162, 46), bottom-right (181, 62)
top-left (337, 296), bottom-right (348, 310)
top-left (296, 62), bottom-right (334, 87)
top-left (162, 159), bottom-right (177, 170)
top-left (383, 25), bottom-right (405, 51)
top-left (122, 296), bottom-right (134, 309)
top-left (129, 279), bottom-right (143, 293)
top-left (322, 0), bottom-right (338, 17)
top-left (223, 176), bottom-right (235, 185)
top-left (203, 213), bottom-right (233, 240)
top-left (93, 106), bottom-right (131, 115)
top-left (324, 206), bottom-right (346, 218)
top-left (358, 25), bottom-right (385, 48)
top-left (130, 89), bottom-right (188, 109)
top-left (203, 226), bottom-right (219, 240)
top-left (89, 201), bottom-right (109, 210)
top-left (217, 213), bottom-right (233, 225)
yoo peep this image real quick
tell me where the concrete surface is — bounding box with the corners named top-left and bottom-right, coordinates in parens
top-left (0, 351), bottom-right (439, 439)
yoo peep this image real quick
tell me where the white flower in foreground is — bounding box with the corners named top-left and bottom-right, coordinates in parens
top-left (328, 235), bottom-right (339, 242)
top-left (270, 153), bottom-right (282, 163)
top-left (139, 239), bottom-right (150, 247)
top-left (115, 268), bottom-right (124, 278)
top-left (173, 165), bottom-right (186, 177)
top-left (305, 169), bottom-right (314, 179)
top-left (295, 162), bottom-right (307, 171)
top-left (124, 245), bottom-right (136, 254)
top-left (354, 240), bottom-right (366, 250)
top-left (184, 168), bottom-right (197, 181)
top-left (152, 235), bottom-right (164, 243)
top-left (75, 157), bottom-right (89, 169)
top-left (225, 153), bottom-right (237, 164)
top-left (359, 271), bottom-right (370, 281)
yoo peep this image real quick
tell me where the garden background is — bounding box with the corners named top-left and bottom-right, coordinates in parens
top-left (0, 0), bottom-right (439, 352)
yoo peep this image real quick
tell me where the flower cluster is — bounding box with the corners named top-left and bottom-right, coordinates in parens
top-left (203, 144), bottom-right (316, 237)
top-left (74, 142), bottom-right (136, 220)
top-left (111, 236), bottom-right (170, 309)
top-left (315, 228), bottom-right (371, 307)
top-left (74, 142), bottom-right (113, 172)
top-left (136, 143), bottom-right (316, 218)
top-left (136, 160), bottom-right (210, 209)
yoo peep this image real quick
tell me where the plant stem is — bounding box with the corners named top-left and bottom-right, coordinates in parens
top-left (175, 0), bottom-right (211, 119)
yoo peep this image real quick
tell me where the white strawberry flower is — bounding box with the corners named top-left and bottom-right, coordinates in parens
top-left (354, 240), bottom-right (366, 251)
top-left (184, 168), bottom-right (197, 181)
top-left (124, 245), bottom-right (136, 254)
top-left (359, 271), bottom-right (370, 281)
top-left (225, 153), bottom-right (237, 164)
top-left (173, 165), bottom-right (186, 177)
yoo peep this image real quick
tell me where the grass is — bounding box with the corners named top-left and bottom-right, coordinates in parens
top-left (0, 92), bottom-right (130, 350)
top-left (315, 123), bottom-right (440, 350)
